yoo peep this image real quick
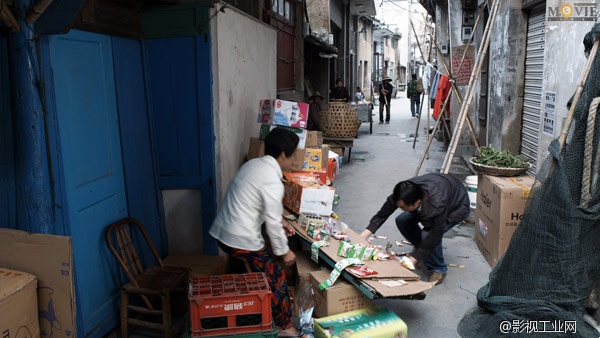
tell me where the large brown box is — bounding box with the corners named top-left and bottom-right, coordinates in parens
top-left (162, 253), bottom-right (226, 277)
top-left (309, 270), bottom-right (372, 318)
top-left (0, 268), bottom-right (40, 338)
top-left (474, 174), bottom-right (534, 267)
top-left (0, 229), bottom-right (75, 338)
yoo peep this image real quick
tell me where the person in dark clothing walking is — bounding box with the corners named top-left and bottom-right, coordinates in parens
top-left (330, 78), bottom-right (350, 102)
top-left (407, 73), bottom-right (421, 119)
top-left (378, 76), bottom-right (394, 124)
top-left (360, 173), bottom-right (470, 285)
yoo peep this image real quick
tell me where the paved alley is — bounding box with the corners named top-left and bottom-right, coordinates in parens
top-left (331, 92), bottom-right (492, 338)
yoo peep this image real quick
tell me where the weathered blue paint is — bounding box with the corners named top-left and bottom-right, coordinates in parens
top-left (0, 33), bottom-right (16, 229)
top-left (42, 29), bottom-right (127, 337)
top-left (111, 35), bottom-right (167, 257)
top-left (9, 1), bottom-right (54, 234)
top-left (143, 35), bottom-right (217, 254)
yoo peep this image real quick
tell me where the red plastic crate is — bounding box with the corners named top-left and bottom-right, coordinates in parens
top-left (189, 273), bottom-right (272, 337)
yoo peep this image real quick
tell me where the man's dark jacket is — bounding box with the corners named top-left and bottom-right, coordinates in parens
top-left (379, 82), bottom-right (394, 103)
top-left (366, 173), bottom-right (470, 261)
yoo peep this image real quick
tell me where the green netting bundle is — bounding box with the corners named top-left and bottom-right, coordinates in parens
top-left (458, 24), bottom-right (600, 337)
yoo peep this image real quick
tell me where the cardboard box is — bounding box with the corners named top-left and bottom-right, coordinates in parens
top-left (290, 145), bottom-right (329, 172)
top-left (283, 172), bottom-right (335, 216)
top-left (247, 137), bottom-right (265, 160)
top-left (305, 131), bottom-right (323, 147)
top-left (310, 270), bottom-right (372, 318)
top-left (162, 254), bottom-right (226, 277)
top-left (474, 174), bottom-right (534, 267)
top-left (294, 252), bottom-right (321, 285)
top-left (259, 124), bottom-right (308, 149)
top-left (314, 307), bottom-right (407, 338)
top-left (0, 229), bottom-right (75, 338)
top-left (0, 268), bottom-right (40, 338)
top-left (258, 99), bottom-right (310, 129)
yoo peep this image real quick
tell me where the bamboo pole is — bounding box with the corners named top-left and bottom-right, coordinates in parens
top-left (412, 2), bottom-right (486, 174)
top-left (409, 18), bottom-right (430, 148)
top-left (442, 0), bottom-right (501, 174)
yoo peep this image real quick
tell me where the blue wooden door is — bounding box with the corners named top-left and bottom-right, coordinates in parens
top-left (45, 30), bottom-right (127, 336)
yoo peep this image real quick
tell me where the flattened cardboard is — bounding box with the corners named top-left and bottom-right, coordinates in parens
top-left (0, 229), bottom-right (75, 338)
top-left (318, 223), bottom-right (419, 280)
top-left (362, 279), bottom-right (433, 297)
top-left (0, 268), bottom-right (40, 338)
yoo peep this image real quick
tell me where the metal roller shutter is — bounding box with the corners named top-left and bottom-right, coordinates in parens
top-left (520, 5), bottom-right (545, 173)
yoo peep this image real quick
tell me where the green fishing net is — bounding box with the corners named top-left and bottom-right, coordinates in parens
top-left (458, 24), bottom-right (600, 337)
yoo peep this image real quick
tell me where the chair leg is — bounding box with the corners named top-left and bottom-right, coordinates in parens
top-left (120, 291), bottom-right (129, 338)
top-left (162, 294), bottom-right (172, 338)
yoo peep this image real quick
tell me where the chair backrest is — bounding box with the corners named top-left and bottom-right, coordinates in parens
top-left (105, 217), bottom-right (164, 287)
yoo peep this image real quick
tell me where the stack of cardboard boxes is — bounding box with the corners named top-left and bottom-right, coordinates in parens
top-left (249, 99), bottom-right (339, 216)
top-left (474, 174), bottom-right (535, 267)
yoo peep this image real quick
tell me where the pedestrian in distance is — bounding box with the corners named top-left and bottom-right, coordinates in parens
top-left (355, 86), bottom-right (365, 102)
top-left (307, 91), bottom-right (323, 131)
top-left (330, 78), bottom-right (350, 102)
top-left (378, 76), bottom-right (394, 124)
top-left (209, 127), bottom-right (300, 337)
top-left (360, 173), bottom-right (470, 286)
top-left (407, 73), bottom-right (422, 119)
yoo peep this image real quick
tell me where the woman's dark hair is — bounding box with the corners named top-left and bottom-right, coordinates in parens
top-left (336, 78), bottom-right (343, 85)
top-left (411, 73), bottom-right (417, 80)
top-left (393, 180), bottom-right (423, 205)
top-left (264, 127), bottom-right (299, 158)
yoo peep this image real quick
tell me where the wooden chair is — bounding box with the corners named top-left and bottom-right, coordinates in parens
top-left (105, 217), bottom-right (189, 338)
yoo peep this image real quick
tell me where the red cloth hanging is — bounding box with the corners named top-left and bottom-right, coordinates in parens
top-left (433, 74), bottom-right (451, 120)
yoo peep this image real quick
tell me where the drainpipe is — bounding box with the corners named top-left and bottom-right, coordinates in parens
top-left (9, 0), bottom-right (54, 233)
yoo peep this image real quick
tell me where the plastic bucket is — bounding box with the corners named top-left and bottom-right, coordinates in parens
top-left (465, 175), bottom-right (478, 209)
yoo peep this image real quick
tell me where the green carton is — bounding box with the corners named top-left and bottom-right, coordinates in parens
top-left (314, 307), bottom-right (407, 338)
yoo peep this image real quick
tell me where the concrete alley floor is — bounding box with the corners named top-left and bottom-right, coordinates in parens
top-left (330, 93), bottom-right (491, 338)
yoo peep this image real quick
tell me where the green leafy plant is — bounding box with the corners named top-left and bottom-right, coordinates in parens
top-left (472, 146), bottom-right (529, 168)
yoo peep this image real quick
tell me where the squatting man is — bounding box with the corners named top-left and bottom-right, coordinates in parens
top-left (360, 173), bottom-right (470, 285)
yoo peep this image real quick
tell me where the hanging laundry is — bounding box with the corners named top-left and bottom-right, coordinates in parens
top-left (429, 71), bottom-right (441, 109)
top-left (423, 64), bottom-right (433, 94)
top-left (433, 74), bottom-right (451, 120)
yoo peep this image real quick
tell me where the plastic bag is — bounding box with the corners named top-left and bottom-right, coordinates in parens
top-left (291, 277), bottom-right (315, 337)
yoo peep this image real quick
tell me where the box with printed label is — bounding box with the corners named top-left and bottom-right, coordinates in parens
top-left (474, 174), bottom-right (534, 267)
top-left (258, 99), bottom-right (309, 129)
top-left (309, 270), bottom-right (372, 318)
top-left (314, 307), bottom-right (408, 338)
top-left (314, 307), bottom-right (407, 338)
top-left (290, 145), bottom-right (329, 172)
top-left (283, 172), bottom-right (335, 215)
top-left (0, 268), bottom-right (40, 338)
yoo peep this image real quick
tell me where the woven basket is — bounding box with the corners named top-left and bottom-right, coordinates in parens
top-left (320, 102), bottom-right (360, 138)
top-left (469, 158), bottom-right (529, 177)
